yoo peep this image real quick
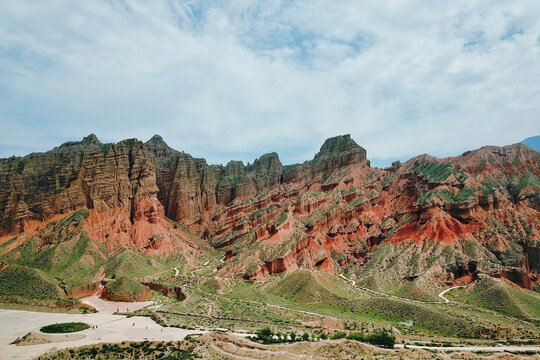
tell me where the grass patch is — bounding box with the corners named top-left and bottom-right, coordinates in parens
top-left (105, 276), bottom-right (147, 295)
top-left (37, 340), bottom-right (199, 359)
top-left (459, 277), bottom-right (540, 322)
top-left (0, 265), bottom-right (64, 300)
top-left (271, 270), bottom-right (348, 304)
top-left (40, 322), bottom-right (90, 333)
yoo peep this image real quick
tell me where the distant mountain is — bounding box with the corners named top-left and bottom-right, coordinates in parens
top-left (522, 135), bottom-right (540, 151)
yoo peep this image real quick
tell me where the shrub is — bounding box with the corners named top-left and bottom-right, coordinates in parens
top-left (330, 331), bottom-right (346, 340)
top-left (346, 332), bottom-right (365, 342)
top-left (365, 331), bottom-right (395, 349)
top-left (289, 331), bottom-right (297, 342)
top-left (255, 327), bottom-right (275, 344)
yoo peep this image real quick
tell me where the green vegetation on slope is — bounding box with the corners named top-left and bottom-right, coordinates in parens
top-left (103, 249), bottom-right (165, 279)
top-left (0, 265), bottom-right (64, 300)
top-left (37, 341), bottom-right (198, 360)
top-left (1, 209), bottom-right (106, 288)
top-left (457, 277), bottom-right (540, 323)
top-left (105, 276), bottom-right (147, 295)
top-left (413, 162), bottom-right (467, 183)
top-left (349, 297), bottom-right (480, 337)
top-left (40, 322), bottom-right (90, 333)
top-left (271, 270), bottom-right (349, 304)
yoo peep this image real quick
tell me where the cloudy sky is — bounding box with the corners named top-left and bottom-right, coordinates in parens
top-left (1, 1), bottom-right (539, 167)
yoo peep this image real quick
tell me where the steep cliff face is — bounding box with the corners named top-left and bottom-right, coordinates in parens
top-left (144, 135), bottom-right (284, 225)
top-left (0, 134), bottom-right (155, 232)
top-left (190, 139), bottom-right (539, 291)
top-left (1, 134), bottom-right (539, 293)
top-left (0, 134), bottom-right (197, 258)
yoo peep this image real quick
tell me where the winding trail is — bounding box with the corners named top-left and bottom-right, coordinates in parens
top-left (339, 274), bottom-right (447, 305)
top-left (438, 285), bottom-right (465, 303)
top-left (202, 291), bottom-right (339, 320)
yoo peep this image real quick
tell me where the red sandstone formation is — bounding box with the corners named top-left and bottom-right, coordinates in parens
top-left (0, 134), bottom-right (538, 291)
top-left (101, 286), bottom-right (152, 302)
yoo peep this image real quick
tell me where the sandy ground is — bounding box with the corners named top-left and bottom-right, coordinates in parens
top-left (0, 295), bottom-right (203, 360)
top-left (81, 294), bottom-right (152, 314)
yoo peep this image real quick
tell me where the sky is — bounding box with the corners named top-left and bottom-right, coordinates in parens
top-left (0, 1), bottom-right (539, 167)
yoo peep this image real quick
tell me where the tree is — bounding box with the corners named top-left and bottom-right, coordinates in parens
top-left (289, 331), bottom-right (297, 342)
top-left (366, 330), bottom-right (395, 349)
top-left (302, 332), bottom-right (310, 341)
top-left (256, 327), bottom-right (274, 344)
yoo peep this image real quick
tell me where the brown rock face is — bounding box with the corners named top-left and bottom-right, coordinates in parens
top-left (142, 282), bottom-right (185, 300)
top-left (1, 134), bottom-right (539, 292)
top-left (65, 283), bottom-right (100, 299)
top-left (144, 135), bottom-right (283, 224)
top-left (101, 286), bottom-right (152, 302)
top-left (0, 135), bottom-right (157, 233)
top-left (0, 134), bottom-right (193, 257)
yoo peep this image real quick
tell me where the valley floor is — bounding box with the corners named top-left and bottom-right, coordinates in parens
top-left (0, 306), bottom-right (204, 359)
top-left (1, 303), bottom-right (540, 359)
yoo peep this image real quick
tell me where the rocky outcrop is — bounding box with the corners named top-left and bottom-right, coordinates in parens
top-left (64, 283), bottom-right (100, 299)
top-left (101, 277), bottom-right (152, 302)
top-left (142, 282), bottom-right (185, 300)
top-left (101, 286), bottom-right (152, 302)
top-left (1, 134), bottom-right (539, 292)
top-left (0, 134), bottom-right (157, 233)
top-left (0, 134), bottom-right (196, 257)
top-left (144, 135), bottom-right (284, 224)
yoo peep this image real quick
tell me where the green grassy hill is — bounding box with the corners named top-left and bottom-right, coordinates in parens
top-left (0, 265), bottom-right (65, 300)
top-left (0, 210), bottom-right (172, 290)
top-left (271, 270), bottom-right (353, 304)
top-left (103, 250), bottom-right (166, 279)
top-left (105, 276), bottom-right (148, 295)
top-left (458, 277), bottom-right (540, 322)
top-left (0, 210), bottom-right (106, 288)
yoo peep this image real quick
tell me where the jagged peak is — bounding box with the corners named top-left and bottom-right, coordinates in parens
top-left (314, 134), bottom-right (366, 160)
top-left (143, 135), bottom-right (178, 166)
top-left (146, 134), bottom-right (167, 145)
top-left (225, 160), bottom-right (245, 168)
top-left (250, 152), bottom-right (282, 173)
top-left (81, 133), bottom-right (101, 145)
top-left (254, 152), bottom-right (281, 165)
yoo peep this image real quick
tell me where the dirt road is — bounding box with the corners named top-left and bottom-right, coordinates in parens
top-left (395, 344), bottom-right (540, 352)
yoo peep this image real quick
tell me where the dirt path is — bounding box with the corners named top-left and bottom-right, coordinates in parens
top-left (81, 294), bottom-right (152, 314)
top-left (339, 274), bottom-right (447, 305)
top-left (206, 291), bottom-right (339, 320)
top-left (395, 343), bottom-right (540, 352)
top-left (438, 286), bottom-right (465, 303)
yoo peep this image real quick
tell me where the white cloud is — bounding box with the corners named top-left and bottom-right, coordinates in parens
top-left (0, 0), bottom-right (539, 166)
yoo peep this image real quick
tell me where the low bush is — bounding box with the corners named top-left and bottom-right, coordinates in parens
top-left (330, 331), bottom-right (346, 339)
top-left (361, 331), bottom-right (395, 349)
